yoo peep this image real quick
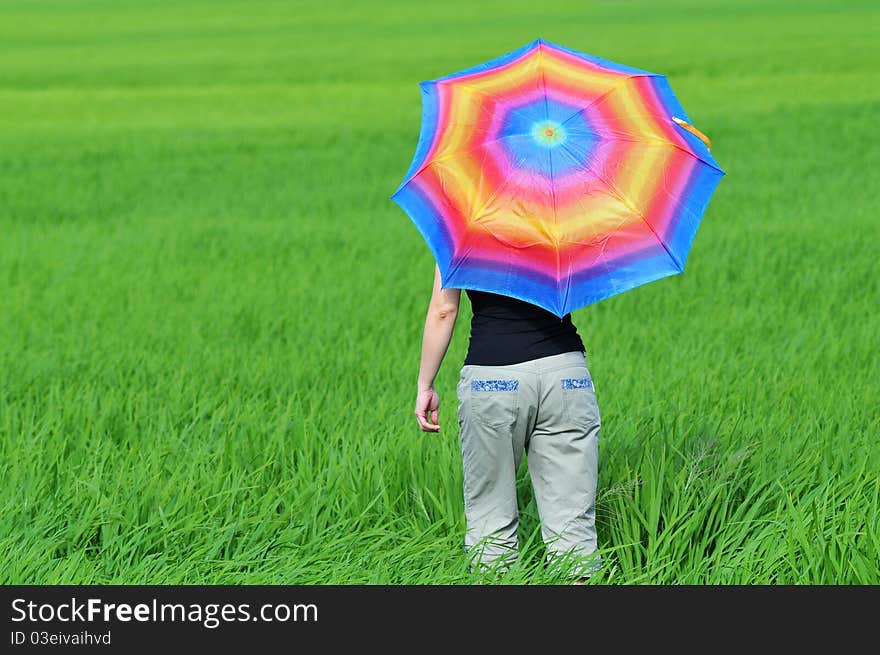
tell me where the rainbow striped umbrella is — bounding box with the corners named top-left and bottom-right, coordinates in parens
top-left (391, 38), bottom-right (725, 317)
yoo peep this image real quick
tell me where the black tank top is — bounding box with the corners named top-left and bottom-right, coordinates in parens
top-left (463, 289), bottom-right (585, 366)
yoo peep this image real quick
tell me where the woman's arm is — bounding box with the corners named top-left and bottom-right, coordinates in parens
top-left (414, 262), bottom-right (462, 432)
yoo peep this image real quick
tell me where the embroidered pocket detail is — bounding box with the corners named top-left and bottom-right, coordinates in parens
top-left (469, 378), bottom-right (519, 429)
top-left (471, 379), bottom-right (519, 392)
top-left (560, 375), bottom-right (599, 430)
top-left (561, 377), bottom-right (593, 390)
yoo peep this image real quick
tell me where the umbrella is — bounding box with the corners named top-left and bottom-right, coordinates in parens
top-left (390, 38), bottom-right (725, 317)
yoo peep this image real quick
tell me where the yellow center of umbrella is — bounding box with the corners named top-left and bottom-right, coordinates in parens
top-left (533, 121), bottom-right (565, 147)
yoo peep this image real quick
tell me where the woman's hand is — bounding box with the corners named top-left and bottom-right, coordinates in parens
top-left (414, 386), bottom-right (441, 432)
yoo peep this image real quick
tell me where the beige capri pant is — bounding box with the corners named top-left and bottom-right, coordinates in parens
top-left (456, 350), bottom-right (601, 576)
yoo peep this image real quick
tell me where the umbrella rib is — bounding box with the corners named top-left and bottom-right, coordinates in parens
top-left (445, 44), bottom-right (540, 104)
top-left (443, 231), bottom-right (478, 288)
top-left (416, 148), bottom-right (526, 289)
top-left (443, 166), bottom-right (527, 287)
top-left (537, 42), bottom-right (564, 315)
top-left (559, 73), bottom-right (660, 128)
top-left (468, 151), bottom-right (526, 226)
top-left (447, 80), bottom-right (503, 105)
top-left (442, 138), bottom-right (533, 288)
top-left (411, 136), bottom-right (526, 230)
top-left (560, 141), bottom-right (683, 272)
top-left (423, 131), bottom-right (518, 168)
top-left (558, 74), bottom-right (723, 172)
top-left (396, 82), bottom-right (509, 189)
top-left (593, 131), bottom-right (725, 174)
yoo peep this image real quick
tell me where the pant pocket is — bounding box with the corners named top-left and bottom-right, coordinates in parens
top-left (559, 371), bottom-right (600, 430)
top-left (469, 376), bottom-right (520, 430)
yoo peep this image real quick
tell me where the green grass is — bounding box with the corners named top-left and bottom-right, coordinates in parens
top-left (1, 0), bottom-right (878, 584)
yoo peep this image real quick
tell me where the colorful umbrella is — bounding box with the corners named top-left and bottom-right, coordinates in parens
top-left (391, 38), bottom-right (725, 317)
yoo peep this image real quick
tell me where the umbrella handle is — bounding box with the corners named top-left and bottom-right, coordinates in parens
top-left (671, 116), bottom-right (712, 151)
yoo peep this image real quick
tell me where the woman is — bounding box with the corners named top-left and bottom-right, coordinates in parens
top-left (414, 262), bottom-right (602, 580)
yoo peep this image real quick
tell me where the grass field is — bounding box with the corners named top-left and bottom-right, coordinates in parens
top-left (1, 0), bottom-right (878, 584)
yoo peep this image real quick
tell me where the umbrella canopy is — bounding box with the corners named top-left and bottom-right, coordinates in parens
top-left (391, 38), bottom-right (725, 317)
